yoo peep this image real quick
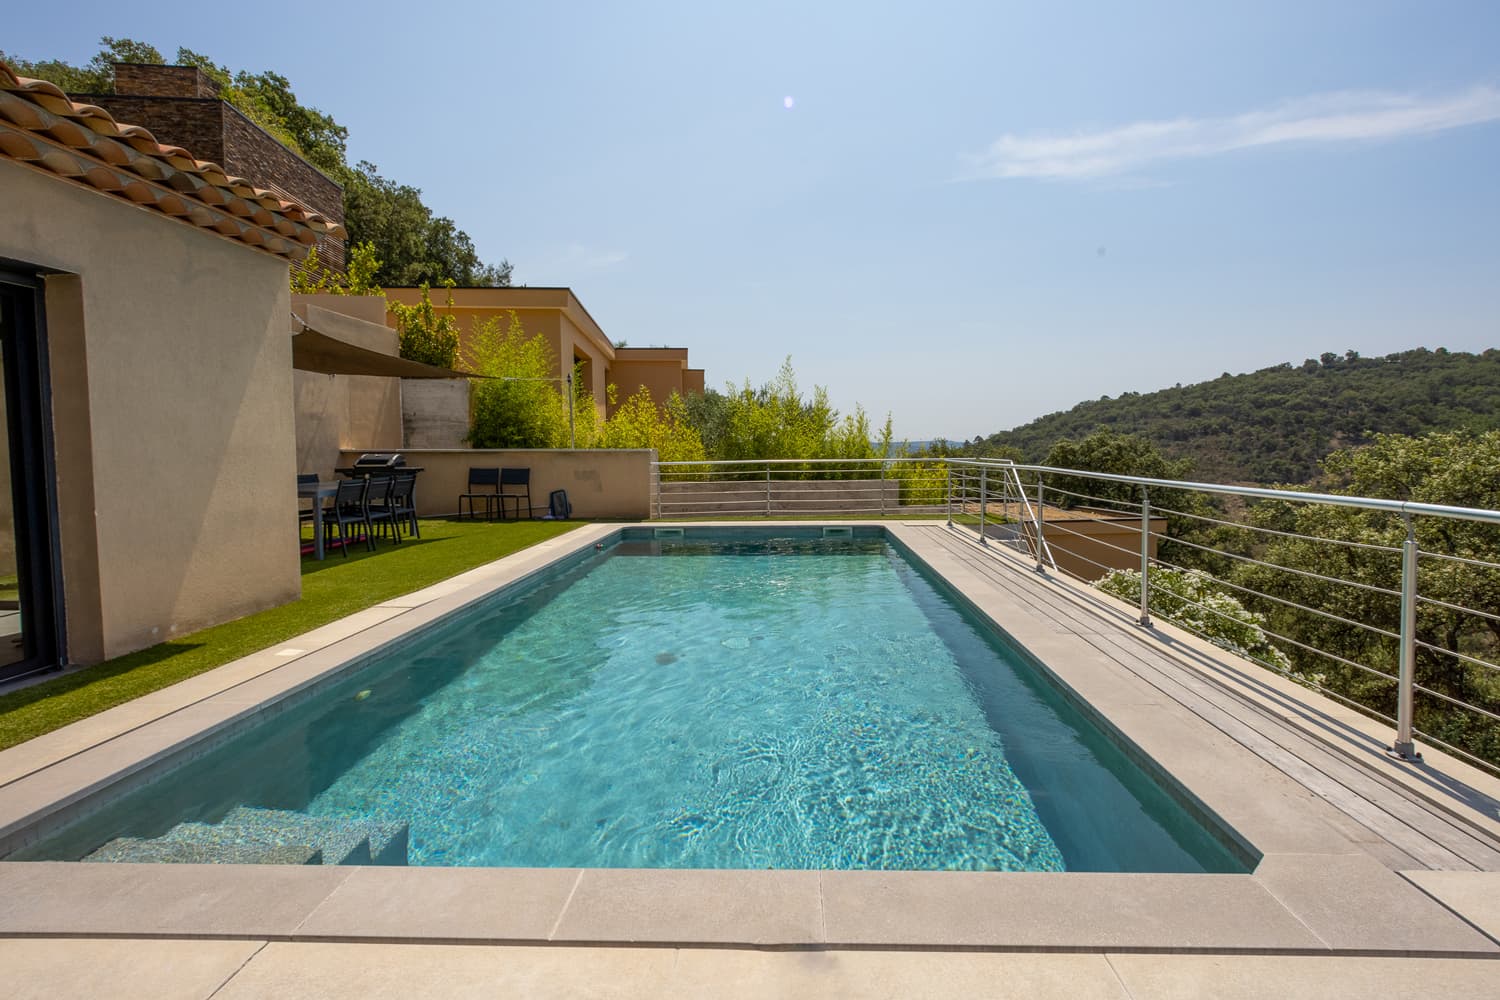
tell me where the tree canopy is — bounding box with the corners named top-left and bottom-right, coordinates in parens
top-left (1, 37), bottom-right (511, 288)
top-left (973, 348), bottom-right (1500, 485)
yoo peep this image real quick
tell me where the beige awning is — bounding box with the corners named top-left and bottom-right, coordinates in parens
top-left (291, 326), bottom-right (491, 379)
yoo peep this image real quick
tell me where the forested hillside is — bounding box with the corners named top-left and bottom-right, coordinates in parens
top-left (974, 348), bottom-right (1500, 484)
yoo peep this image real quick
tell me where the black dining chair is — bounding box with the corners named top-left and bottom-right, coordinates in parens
top-left (322, 477), bottom-right (373, 555)
top-left (297, 474), bottom-right (321, 536)
top-left (388, 471), bottom-right (420, 539)
top-left (499, 467), bottom-right (532, 520)
top-left (459, 467), bottom-right (500, 520)
top-left (365, 475), bottom-right (399, 544)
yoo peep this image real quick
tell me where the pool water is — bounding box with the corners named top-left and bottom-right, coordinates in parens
top-left (18, 533), bottom-right (1246, 872)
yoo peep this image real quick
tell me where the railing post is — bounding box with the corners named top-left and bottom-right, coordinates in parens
top-left (765, 463), bottom-right (772, 518)
top-left (1391, 515), bottom-right (1422, 761)
top-left (979, 467), bottom-right (989, 545)
top-left (946, 465), bottom-right (953, 526)
top-left (880, 462), bottom-right (887, 518)
top-left (1034, 475), bottom-right (1046, 572)
top-left (1138, 485), bottom-right (1152, 628)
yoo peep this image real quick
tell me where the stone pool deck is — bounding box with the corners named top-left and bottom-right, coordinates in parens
top-left (0, 521), bottom-right (1497, 997)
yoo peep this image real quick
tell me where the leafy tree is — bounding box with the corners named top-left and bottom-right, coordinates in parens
top-left (972, 348), bottom-right (1500, 485)
top-left (1231, 431), bottom-right (1500, 765)
top-left (599, 387), bottom-right (706, 463)
top-left (342, 162), bottom-right (512, 288)
top-left (290, 241), bottom-right (382, 296)
top-left (464, 312), bottom-right (597, 449)
top-left (0, 36), bottom-right (161, 93)
top-left (707, 358), bottom-right (892, 471)
top-left (388, 282), bottom-right (460, 368)
top-left (1096, 568), bottom-right (1291, 671)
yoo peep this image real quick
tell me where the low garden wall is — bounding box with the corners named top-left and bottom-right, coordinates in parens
top-left (339, 448), bottom-right (657, 520)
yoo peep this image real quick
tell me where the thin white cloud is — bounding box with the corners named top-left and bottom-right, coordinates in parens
top-left (557, 244), bottom-right (628, 270)
top-left (960, 86), bottom-right (1500, 181)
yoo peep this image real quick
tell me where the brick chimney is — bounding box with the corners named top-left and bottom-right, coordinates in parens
top-left (112, 63), bottom-right (221, 100)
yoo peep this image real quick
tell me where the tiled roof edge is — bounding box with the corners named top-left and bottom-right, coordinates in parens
top-left (0, 60), bottom-right (346, 260)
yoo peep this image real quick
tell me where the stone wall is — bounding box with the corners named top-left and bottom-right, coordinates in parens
top-left (113, 63), bottom-right (220, 99)
top-left (77, 95), bottom-right (226, 164)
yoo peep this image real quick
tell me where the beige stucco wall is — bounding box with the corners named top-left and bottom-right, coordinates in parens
top-left (291, 296), bottom-right (403, 478)
top-left (1022, 516), bottom-right (1166, 583)
top-left (607, 349), bottom-right (692, 413)
top-left (0, 158), bottom-right (300, 663)
top-left (340, 448), bottom-right (656, 520)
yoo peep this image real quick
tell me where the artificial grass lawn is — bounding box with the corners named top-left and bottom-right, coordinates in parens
top-left (0, 518), bottom-right (581, 751)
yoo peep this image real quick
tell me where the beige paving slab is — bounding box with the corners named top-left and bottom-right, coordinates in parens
top-left (1401, 870), bottom-right (1500, 941)
top-left (670, 948), bottom-right (1130, 1000)
top-left (551, 868), bottom-right (824, 944)
top-left (1105, 953), bottom-right (1500, 1000)
top-left (297, 865), bottom-right (582, 942)
top-left (1254, 853), bottom-right (1499, 955)
top-left (214, 941), bottom-right (676, 1000)
top-left (0, 861), bottom-right (350, 937)
top-left (0, 937), bottom-right (264, 1000)
top-left (819, 870), bottom-right (1321, 950)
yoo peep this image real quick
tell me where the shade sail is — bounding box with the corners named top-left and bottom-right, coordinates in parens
top-left (291, 327), bottom-right (491, 379)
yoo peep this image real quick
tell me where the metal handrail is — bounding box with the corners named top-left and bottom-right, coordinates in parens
top-left (947, 457), bottom-right (1500, 526)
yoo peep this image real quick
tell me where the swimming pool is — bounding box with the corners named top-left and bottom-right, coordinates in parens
top-left (12, 528), bottom-right (1245, 873)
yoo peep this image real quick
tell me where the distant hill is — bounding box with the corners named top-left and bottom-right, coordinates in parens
top-left (974, 348), bottom-right (1500, 485)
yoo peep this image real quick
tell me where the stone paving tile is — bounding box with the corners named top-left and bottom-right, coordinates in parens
top-left (551, 868), bottom-right (823, 944)
top-left (214, 941), bottom-right (676, 1000)
top-left (0, 937), bottom-right (264, 1000)
top-left (820, 870), bottom-right (1322, 950)
top-left (0, 861), bottom-right (349, 937)
top-left (1106, 953), bottom-right (1500, 1000)
top-left (297, 865), bottom-right (581, 942)
top-left (670, 948), bottom-right (1130, 1000)
top-left (1401, 870), bottom-right (1500, 941)
top-left (1254, 854), bottom-right (1499, 955)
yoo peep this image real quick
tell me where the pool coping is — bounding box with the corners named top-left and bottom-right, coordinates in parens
top-left (0, 521), bottom-right (1497, 957)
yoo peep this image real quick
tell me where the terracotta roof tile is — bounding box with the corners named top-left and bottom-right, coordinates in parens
top-left (0, 60), bottom-right (344, 260)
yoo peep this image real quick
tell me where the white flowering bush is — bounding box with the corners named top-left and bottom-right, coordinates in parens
top-left (1096, 567), bottom-right (1292, 671)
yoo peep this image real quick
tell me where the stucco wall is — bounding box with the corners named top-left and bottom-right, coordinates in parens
top-left (292, 297), bottom-right (404, 478)
top-left (339, 448), bottom-right (656, 520)
top-left (1021, 516), bottom-right (1166, 583)
top-left (0, 158), bottom-right (300, 663)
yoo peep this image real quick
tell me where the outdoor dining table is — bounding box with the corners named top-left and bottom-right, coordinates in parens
top-left (298, 480), bottom-right (341, 560)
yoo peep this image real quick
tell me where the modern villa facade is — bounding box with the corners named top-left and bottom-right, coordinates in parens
top-left (0, 62), bottom-right (341, 672)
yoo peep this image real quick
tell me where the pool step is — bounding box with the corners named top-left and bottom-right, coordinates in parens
top-left (83, 808), bottom-right (409, 866)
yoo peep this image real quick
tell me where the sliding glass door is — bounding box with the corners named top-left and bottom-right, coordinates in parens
top-left (0, 271), bottom-right (60, 681)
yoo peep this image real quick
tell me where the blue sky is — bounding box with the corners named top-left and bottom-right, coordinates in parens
top-left (7, 2), bottom-right (1498, 439)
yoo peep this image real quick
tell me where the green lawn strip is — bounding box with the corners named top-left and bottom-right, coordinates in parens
top-left (0, 519), bottom-right (581, 751)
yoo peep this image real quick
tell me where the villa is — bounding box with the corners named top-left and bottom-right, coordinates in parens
top-left (0, 58), bottom-right (1497, 1000)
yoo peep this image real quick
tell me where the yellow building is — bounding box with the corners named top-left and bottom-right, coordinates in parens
top-left (382, 287), bottom-right (704, 418)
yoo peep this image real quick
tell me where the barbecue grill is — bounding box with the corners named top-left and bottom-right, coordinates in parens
top-left (350, 453), bottom-right (405, 470)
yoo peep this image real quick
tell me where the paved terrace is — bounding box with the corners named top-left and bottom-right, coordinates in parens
top-left (0, 522), bottom-right (1497, 998)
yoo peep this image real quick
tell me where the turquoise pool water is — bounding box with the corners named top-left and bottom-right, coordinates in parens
top-left (18, 531), bottom-right (1246, 872)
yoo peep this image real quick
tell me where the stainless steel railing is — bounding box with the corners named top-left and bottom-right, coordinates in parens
top-left (650, 456), bottom-right (1500, 774)
top-left (947, 458), bottom-right (1500, 775)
